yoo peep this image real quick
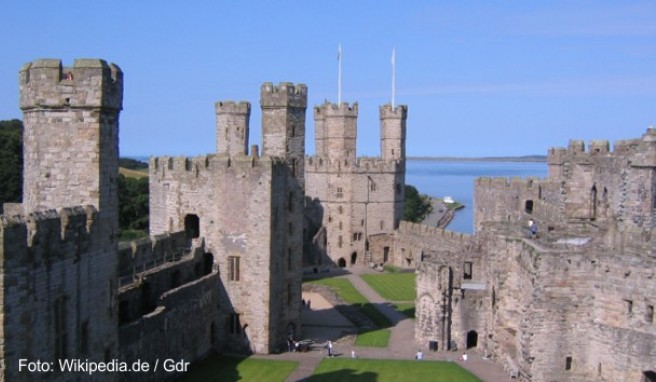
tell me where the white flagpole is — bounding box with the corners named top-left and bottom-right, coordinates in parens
top-left (391, 48), bottom-right (396, 108)
top-left (338, 43), bottom-right (342, 104)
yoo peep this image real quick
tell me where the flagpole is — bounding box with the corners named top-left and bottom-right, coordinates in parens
top-left (338, 43), bottom-right (342, 104)
top-left (391, 48), bottom-right (396, 108)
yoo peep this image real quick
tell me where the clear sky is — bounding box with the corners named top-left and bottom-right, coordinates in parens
top-left (1, 1), bottom-right (654, 157)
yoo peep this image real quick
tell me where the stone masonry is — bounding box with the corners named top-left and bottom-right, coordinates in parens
top-left (304, 103), bottom-right (406, 268)
top-left (3, 57), bottom-right (654, 382)
top-left (0, 60), bottom-right (305, 381)
top-left (388, 130), bottom-right (656, 381)
top-left (148, 82), bottom-right (306, 354)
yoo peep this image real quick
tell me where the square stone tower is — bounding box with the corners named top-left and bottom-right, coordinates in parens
top-left (19, 58), bottom-right (123, 239)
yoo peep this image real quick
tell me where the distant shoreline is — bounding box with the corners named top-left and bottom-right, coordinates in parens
top-left (407, 155), bottom-right (546, 163)
top-left (126, 155), bottom-right (548, 164)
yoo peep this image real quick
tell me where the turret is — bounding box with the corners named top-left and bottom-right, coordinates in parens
top-left (260, 82), bottom-right (307, 186)
top-left (380, 104), bottom-right (407, 162)
top-left (19, 58), bottom-right (123, 238)
top-left (315, 102), bottom-right (358, 163)
top-left (216, 101), bottom-right (250, 156)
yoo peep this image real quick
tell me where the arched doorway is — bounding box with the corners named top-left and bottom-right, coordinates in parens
top-left (184, 214), bottom-right (200, 238)
top-left (338, 258), bottom-right (346, 268)
top-left (466, 330), bottom-right (478, 349)
top-left (350, 252), bottom-right (357, 265)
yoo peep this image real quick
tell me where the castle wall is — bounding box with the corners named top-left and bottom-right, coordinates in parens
top-left (267, 165), bottom-right (303, 351)
top-left (583, 230), bottom-right (656, 382)
top-left (305, 157), bottom-right (404, 267)
top-left (119, 273), bottom-right (219, 382)
top-left (474, 177), bottom-right (549, 233)
top-left (0, 207), bottom-right (117, 382)
top-left (149, 155), bottom-right (217, 239)
top-left (546, 129), bottom-right (656, 230)
top-left (117, 231), bottom-right (189, 277)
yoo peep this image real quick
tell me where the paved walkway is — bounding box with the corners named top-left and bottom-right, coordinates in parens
top-left (257, 266), bottom-right (515, 382)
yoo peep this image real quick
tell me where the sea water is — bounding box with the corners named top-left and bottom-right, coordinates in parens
top-left (406, 161), bottom-right (548, 234)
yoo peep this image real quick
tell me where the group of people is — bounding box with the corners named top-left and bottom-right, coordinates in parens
top-left (301, 298), bottom-right (311, 309)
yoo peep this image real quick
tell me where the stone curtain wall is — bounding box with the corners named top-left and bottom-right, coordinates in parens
top-left (546, 129), bottom-right (656, 230)
top-left (119, 273), bottom-right (219, 382)
top-left (149, 156), bottom-right (218, 238)
top-left (0, 207), bottom-right (118, 382)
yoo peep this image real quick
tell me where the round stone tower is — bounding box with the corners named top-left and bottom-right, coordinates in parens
top-left (380, 104), bottom-right (407, 162)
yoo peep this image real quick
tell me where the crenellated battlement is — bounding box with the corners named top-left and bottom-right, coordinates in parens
top-left (314, 101), bottom-right (359, 118)
top-left (398, 221), bottom-right (472, 243)
top-left (20, 58), bottom-right (123, 111)
top-left (150, 152), bottom-right (287, 180)
top-left (547, 128), bottom-right (656, 166)
top-left (305, 155), bottom-right (403, 173)
top-left (475, 176), bottom-right (545, 190)
top-left (1, 205), bottom-right (100, 262)
top-left (379, 104), bottom-right (408, 119)
top-left (215, 100), bottom-right (251, 114)
top-left (260, 82), bottom-right (307, 108)
top-left (117, 230), bottom-right (190, 277)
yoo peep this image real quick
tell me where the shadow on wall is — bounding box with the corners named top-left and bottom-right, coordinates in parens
top-left (216, 272), bottom-right (253, 354)
top-left (305, 197), bottom-right (332, 268)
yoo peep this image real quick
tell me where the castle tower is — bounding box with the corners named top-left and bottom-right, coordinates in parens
top-left (315, 102), bottom-right (358, 163)
top-left (260, 82), bottom-right (307, 186)
top-left (19, 58), bottom-right (123, 236)
top-left (380, 104), bottom-right (407, 162)
top-left (216, 101), bottom-right (250, 156)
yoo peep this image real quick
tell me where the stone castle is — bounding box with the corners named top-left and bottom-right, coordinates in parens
top-left (0, 58), bottom-right (406, 381)
top-left (0, 58), bottom-right (654, 382)
top-left (385, 133), bottom-right (656, 381)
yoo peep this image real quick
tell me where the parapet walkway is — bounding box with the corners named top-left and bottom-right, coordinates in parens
top-left (257, 265), bottom-right (515, 382)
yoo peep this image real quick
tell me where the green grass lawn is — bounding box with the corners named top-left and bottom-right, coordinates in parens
top-left (361, 273), bottom-right (416, 318)
top-left (354, 329), bottom-right (390, 347)
top-left (309, 358), bottom-right (482, 382)
top-left (307, 278), bottom-right (392, 328)
top-left (176, 355), bottom-right (297, 382)
top-left (360, 273), bottom-right (416, 301)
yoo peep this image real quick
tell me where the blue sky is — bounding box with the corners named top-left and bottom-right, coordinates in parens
top-left (1, 1), bottom-right (654, 157)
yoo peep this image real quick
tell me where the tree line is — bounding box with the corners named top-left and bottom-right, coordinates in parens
top-left (0, 120), bottom-right (149, 239)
